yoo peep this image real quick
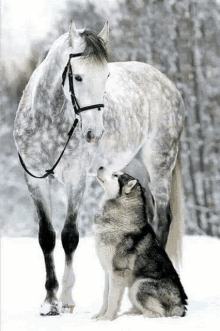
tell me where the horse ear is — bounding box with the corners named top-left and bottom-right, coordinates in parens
top-left (69, 20), bottom-right (80, 46)
top-left (123, 180), bottom-right (137, 194)
top-left (98, 21), bottom-right (109, 45)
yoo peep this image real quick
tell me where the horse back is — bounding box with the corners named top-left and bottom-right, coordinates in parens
top-left (103, 61), bottom-right (184, 145)
top-left (107, 61), bottom-right (184, 137)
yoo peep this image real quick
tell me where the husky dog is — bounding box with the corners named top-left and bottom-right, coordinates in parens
top-left (93, 167), bottom-right (187, 321)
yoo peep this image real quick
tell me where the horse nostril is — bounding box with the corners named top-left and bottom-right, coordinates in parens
top-left (87, 131), bottom-right (92, 139)
top-left (86, 130), bottom-right (94, 142)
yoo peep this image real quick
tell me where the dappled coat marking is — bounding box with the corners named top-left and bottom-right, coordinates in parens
top-left (13, 22), bottom-right (185, 316)
top-left (93, 168), bottom-right (187, 320)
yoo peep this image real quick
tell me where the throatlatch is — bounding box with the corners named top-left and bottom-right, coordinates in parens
top-left (18, 52), bottom-right (104, 179)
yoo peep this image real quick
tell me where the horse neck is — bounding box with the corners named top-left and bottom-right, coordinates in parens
top-left (32, 37), bottom-right (69, 121)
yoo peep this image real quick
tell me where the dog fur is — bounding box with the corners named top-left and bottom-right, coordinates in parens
top-left (93, 167), bottom-right (187, 321)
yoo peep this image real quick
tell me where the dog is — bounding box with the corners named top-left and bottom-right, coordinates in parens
top-left (92, 166), bottom-right (187, 321)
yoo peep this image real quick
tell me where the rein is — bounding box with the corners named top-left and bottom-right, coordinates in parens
top-left (18, 52), bottom-right (104, 179)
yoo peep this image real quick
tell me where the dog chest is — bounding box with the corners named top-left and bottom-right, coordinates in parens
top-left (95, 235), bottom-right (116, 271)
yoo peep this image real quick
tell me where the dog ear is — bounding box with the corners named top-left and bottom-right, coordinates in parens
top-left (124, 180), bottom-right (137, 194)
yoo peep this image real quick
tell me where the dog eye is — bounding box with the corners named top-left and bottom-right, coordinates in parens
top-left (112, 174), bottom-right (118, 178)
top-left (107, 73), bottom-right (110, 78)
top-left (75, 75), bottom-right (83, 82)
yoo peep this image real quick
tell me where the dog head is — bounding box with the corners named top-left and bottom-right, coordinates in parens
top-left (97, 166), bottom-right (139, 201)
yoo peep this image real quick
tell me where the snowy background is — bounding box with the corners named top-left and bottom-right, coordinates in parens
top-left (1, 236), bottom-right (220, 330)
top-left (1, 0), bottom-right (220, 329)
top-left (1, 0), bottom-right (220, 238)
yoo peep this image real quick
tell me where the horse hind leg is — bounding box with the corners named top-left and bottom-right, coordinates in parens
top-left (166, 154), bottom-right (184, 271)
top-left (60, 172), bottom-right (86, 313)
top-left (25, 174), bottom-right (61, 316)
top-left (140, 139), bottom-right (184, 270)
top-left (140, 140), bottom-right (178, 246)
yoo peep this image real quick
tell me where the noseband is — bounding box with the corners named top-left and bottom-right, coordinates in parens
top-left (18, 52), bottom-right (104, 179)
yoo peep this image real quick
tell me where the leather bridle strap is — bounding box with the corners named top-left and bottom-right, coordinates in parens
top-left (18, 118), bottom-right (79, 179)
top-left (62, 53), bottom-right (104, 114)
top-left (18, 52), bottom-right (104, 179)
top-left (61, 53), bottom-right (83, 86)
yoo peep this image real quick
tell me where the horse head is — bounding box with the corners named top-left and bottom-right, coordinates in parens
top-left (62, 22), bottom-right (110, 143)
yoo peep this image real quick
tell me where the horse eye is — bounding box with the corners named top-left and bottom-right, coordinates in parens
top-left (107, 73), bottom-right (110, 78)
top-left (75, 75), bottom-right (82, 82)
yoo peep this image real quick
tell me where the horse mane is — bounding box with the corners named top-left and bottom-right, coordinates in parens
top-left (38, 29), bottom-right (108, 66)
top-left (38, 47), bottom-right (50, 65)
top-left (78, 29), bottom-right (108, 63)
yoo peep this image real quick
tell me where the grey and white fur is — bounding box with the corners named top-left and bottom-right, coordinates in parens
top-left (93, 167), bottom-right (187, 321)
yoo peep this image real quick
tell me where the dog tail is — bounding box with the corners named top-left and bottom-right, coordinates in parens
top-left (166, 151), bottom-right (185, 272)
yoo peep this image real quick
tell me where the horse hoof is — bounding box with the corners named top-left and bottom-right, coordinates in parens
top-left (62, 302), bottom-right (75, 314)
top-left (40, 301), bottom-right (62, 316)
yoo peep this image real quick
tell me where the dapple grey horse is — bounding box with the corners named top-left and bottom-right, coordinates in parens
top-left (14, 22), bottom-right (185, 315)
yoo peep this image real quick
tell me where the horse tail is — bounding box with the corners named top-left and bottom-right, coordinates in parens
top-left (166, 151), bottom-right (185, 273)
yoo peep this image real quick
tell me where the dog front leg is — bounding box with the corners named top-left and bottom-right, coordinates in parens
top-left (98, 272), bottom-right (125, 321)
top-left (92, 271), bottom-right (109, 319)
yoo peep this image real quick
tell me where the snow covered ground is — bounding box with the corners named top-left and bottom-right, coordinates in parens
top-left (1, 235), bottom-right (220, 330)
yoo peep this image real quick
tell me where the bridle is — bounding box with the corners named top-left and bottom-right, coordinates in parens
top-left (62, 53), bottom-right (104, 114)
top-left (18, 52), bottom-right (105, 179)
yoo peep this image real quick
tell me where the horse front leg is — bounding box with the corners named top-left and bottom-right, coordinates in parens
top-left (25, 174), bottom-right (61, 316)
top-left (60, 172), bottom-right (86, 313)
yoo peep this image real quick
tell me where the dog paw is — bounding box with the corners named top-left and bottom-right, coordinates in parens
top-left (92, 309), bottom-right (107, 320)
top-left (96, 314), bottom-right (116, 321)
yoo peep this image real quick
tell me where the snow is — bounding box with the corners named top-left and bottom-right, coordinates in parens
top-left (1, 235), bottom-right (220, 330)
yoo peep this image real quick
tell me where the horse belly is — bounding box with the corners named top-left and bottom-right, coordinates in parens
top-left (92, 61), bottom-right (184, 172)
top-left (90, 81), bottom-right (149, 170)
top-left (90, 127), bottom-right (146, 172)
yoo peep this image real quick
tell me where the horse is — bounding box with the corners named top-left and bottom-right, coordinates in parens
top-left (13, 22), bottom-right (185, 316)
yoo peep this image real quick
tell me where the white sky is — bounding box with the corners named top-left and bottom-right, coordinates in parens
top-left (2, 0), bottom-right (220, 71)
top-left (1, 0), bottom-right (66, 68)
top-left (1, 0), bottom-right (117, 72)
